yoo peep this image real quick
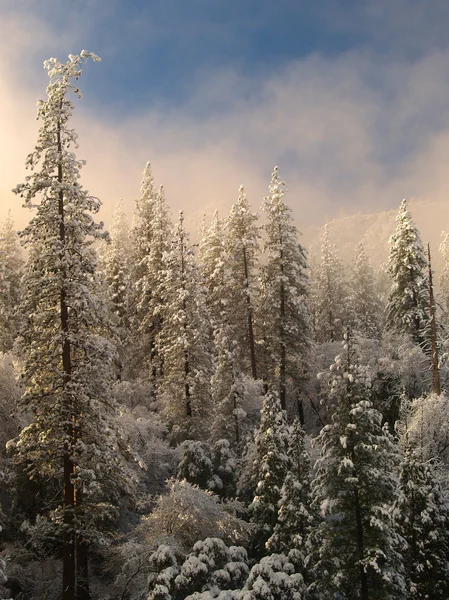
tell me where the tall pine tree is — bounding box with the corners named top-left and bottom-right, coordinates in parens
top-left (249, 391), bottom-right (290, 558)
top-left (349, 242), bottom-right (383, 339)
top-left (157, 212), bottom-right (213, 441)
top-left (12, 51), bottom-right (133, 600)
top-left (224, 186), bottom-right (260, 379)
top-left (130, 164), bottom-right (172, 381)
top-left (394, 445), bottom-right (449, 599)
top-left (267, 418), bottom-right (316, 577)
top-left (310, 332), bottom-right (405, 600)
top-left (98, 200), bottom-right (131, 339)
top-left (310, 225), bottom-right (348, 343)
top-left (260, 167), bottom-right (310, 411)
top-left (386, 200), bottom-right (429, 345)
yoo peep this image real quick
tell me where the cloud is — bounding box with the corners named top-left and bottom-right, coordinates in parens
top-left (2, 4), bottom-right (449, 245)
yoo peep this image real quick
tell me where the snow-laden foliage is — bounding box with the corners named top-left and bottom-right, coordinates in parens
top-left (397, 392), bottom-right (449, 463)
top-left (147, 545), bottom-right (304, 600)
top-left (0, 212), bottom-right (23, 352)
top-left (118, 403), bottom-right (176, 495)
top-left (0, 353), bottom-right (20, 450)
top-left (198, 211), bottom-right (228, 333)
top-left (198, 211), bottom-right (255, 447)
top-left (249, 391), bottom-right (290, 557)
top-left (147, 538), bottom-right (249, 600)
top-left (310, 225), bottom-right (348, 343)
top-left (130, 165), bottom-right (173, 380)
top-left (267, 419), bottom-right (316, 577)
top-left (259, 167), bottom-right (310, 411)
top-left (393, 446), bottom-right (449, 599)
top-left (386, 200), bottom-right (429, 345)
top-left (143, 479), bottom-right (249, 554)
top-left (157, 212), bottom-right (213, 441)
top-left (224, 186), bottom-right (260, 379)
top-left (310, 333), bottom-right (405, 600)
top-left (348, 243), bottom-right (384, 339)
top-left (241, 553), bottom-right (305, 600)
top-left (177, 439), bottom-right (238, 499)
top-left (98, 199), bottom-right (131, 342)
top-left (177, 440), bottom-right (215, 490)
top-left (10, 51), bottom-right (135, 580)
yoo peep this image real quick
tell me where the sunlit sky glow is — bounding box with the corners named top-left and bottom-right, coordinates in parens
top-left (1, 0), bottom-right (449, 233)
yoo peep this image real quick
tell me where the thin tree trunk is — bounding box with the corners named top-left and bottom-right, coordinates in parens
top-left (296, 392), bottom-right (305, 426)
top-left (75, 534), bottom-right (90, 600)
top-left (74, 432), bottom-right (90, 600)
top-left (243, 247), bottom-right (257, 379)
top-left (58, 117), bottom-right (76, 600)
top-left (352, 465), bottom-right (369, 600)
top-left (427, 243), bottom-right (441, 395)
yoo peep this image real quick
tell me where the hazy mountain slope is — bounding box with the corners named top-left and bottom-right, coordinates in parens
top-left (302, 199), bottom-right (449, 275)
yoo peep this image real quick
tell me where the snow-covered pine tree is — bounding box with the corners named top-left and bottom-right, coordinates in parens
top-left (310, 331), bottom-right (405, 600)
top-left (249, 391), bottom-right (290, 558)
top-left (394, 444), bottom-right (449, 599)
top-left (157, 211), bottom-right (213, 441)
top-left (349, 242), bottom-right (383, 339)
top-left (260, 167), bottom-right (310, 411)
top-left (98, 199), bottom-right (131, 341)
top-left (224, 186), bottom-right (260, 379)
top-left (12, 51), bottom-right (134, 600)
top-left (0, 211), bottom-right (23, 352)
top-left (267, 419), bottom-right (315, 576)
top-left (199, 212), bottom-right (245, 446)
top-left (198, 210), bottom-right (227, 331)
top-left (386, 200), bottom-right (429, 345)
top-left (310, 225), bottom-right (348, 343)
top-left (130, 164), bottom-right (172, 381)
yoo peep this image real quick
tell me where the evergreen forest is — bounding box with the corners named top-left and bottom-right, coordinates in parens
top-left (0, 51), bottom-right (449, 600)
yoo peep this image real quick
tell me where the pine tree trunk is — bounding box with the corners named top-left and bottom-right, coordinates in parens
top-left (296, 392), bottom-right (305, 426)
top-left (75, 534), bottom-right (90, 600)
top-left (232, 371), bottom-right (240, 447)
top-left (59, 118), bottom-right (76, 600)
top-left (353, 480), bottom-right (369, 600)
top-left (427, 244), bottom-right (441, 395)
top-left (243, 247), bottom-right (257, 379)
top-left (63, 450), bottom-right (76, 600)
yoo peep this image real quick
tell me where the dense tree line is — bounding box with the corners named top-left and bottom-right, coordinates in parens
top-left (0, 51), bottom-right (448, 600)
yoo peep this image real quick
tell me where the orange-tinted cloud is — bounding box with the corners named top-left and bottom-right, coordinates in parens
top-left (2, 7), bottom-right (449, 247)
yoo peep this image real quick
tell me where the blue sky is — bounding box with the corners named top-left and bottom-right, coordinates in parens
top-left (1, 0), bottom-right (449, 232)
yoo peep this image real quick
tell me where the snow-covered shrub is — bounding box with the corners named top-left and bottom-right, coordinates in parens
top-left (177, 439), bottom-right (237, 499)
top-left (242, 553), bottom-right (305, 600)
top-left (147, 538), bottom-right (248, 600)
top-left (119, 404), bottom-right (177, 495)
top-left (177, 441), bottom-right (214, 489)
top-left (142, 480), bottom-right (249, 554)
